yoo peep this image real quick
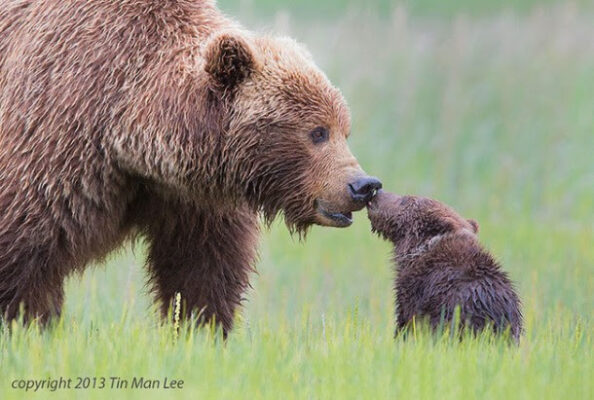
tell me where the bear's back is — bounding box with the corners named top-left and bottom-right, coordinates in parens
top-left (454, 254), bottom-right (523, 339)
top-left (0, 0), bottom-right (235, 191)
top-left (0, 0), bottom-right (229, 146)
top-left (0, 0), bottom-right (237, 247)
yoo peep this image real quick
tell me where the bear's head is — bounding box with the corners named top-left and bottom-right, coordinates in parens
top-left (203, 31), bottom-right (381, 233)
top-left (367, 192), bottom-right (479, 256)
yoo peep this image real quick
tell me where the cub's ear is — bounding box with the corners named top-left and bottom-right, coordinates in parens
top-left (204, 32), bottom-right (256, 90)
top-left (467, 219), bottom-right (479, 234)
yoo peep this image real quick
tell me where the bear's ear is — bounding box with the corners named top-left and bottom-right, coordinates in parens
top-left (467, 219), bottom-right (479, 234)
top-left (204, 32), bottom-right (256, 90)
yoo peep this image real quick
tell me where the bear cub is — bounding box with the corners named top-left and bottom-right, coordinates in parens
top-left (367, 191), bottom-right (522, 341)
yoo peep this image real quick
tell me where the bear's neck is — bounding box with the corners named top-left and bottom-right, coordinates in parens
top-left (395, 229), bottom-right (478, 266)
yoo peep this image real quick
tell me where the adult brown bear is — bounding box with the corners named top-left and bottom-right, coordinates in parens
top-left (0, 0), bottom-right (381, 333)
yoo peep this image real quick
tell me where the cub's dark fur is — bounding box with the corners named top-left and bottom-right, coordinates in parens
top-left (368, 192), bottom-right (522, 341)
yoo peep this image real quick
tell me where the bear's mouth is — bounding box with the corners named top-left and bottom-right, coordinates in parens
top-left (366, 198), bottom-right (378, 211)
top-left (315, 201), bottom-right (354, 227)
top-left (321, 209), bottom-right (353, 227)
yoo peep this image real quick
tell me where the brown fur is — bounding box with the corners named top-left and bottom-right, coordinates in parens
top-left (368, 192), bottom-right (523, 341)
top-left (0, 0), bottom-right (374, 333)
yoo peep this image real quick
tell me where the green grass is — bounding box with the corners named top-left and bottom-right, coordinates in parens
top-left (1, 2), bottom-right (593, 399)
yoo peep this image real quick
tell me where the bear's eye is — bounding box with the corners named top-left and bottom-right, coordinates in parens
top-left (310, 127), bottom-right (329, 144)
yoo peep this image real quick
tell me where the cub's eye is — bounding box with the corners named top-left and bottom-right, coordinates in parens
top-left (310, 127), bottom-right (329, 144)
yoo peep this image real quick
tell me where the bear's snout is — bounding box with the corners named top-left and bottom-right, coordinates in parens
top-left (348, 176), bottom-right (382, 204)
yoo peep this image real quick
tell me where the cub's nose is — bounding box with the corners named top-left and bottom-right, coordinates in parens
top-left (349, 176), bottom-right (383, 203)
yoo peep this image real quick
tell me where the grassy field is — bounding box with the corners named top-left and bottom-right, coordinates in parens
top-left (1, 1), bottom-right (593, 399)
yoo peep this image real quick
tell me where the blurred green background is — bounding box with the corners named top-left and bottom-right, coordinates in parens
top-left (220, 0), bottom-right (593, 17)
top-left (2, 1), bottom-right (592, 399)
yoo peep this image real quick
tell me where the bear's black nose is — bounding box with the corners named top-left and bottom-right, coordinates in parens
top-left (349, 176), bottom-right (382, 203)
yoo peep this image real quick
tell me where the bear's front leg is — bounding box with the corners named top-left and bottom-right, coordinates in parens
top-left (143, 201), bottom-right (259, 336)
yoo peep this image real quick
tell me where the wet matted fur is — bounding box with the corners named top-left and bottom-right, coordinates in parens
top-left (368, 192), bottom-right (523, 341)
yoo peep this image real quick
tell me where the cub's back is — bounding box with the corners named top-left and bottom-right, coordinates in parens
top-left (396, 240), bottom-right (523, 340)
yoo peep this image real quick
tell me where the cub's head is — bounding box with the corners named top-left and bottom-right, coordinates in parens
top-left (203, 31), bottom-right (380, 233)
top-left (367, 192), bottom-right (479, 255)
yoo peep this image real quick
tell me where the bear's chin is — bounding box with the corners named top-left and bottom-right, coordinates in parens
top-left (314, 202), bottom-right (354, 228)
top-left (317, 210), bottom-right (353, 228)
